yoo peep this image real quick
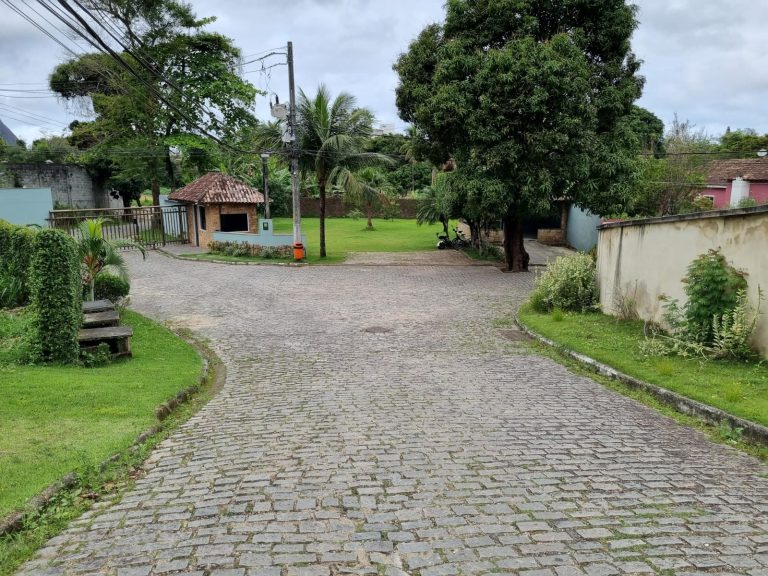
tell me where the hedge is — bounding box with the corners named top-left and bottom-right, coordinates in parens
top-left (29, 229), bottom-right (82, 363)
top-left (0, 219), bottom-right (38, 307)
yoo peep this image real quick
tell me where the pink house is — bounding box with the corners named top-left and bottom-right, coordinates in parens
top-left (703, 159), bottom-right (768, 208)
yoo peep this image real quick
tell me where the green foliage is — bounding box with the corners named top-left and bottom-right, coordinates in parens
top-left (29, 230), bottom-right (82, 364)
top-left (395, 0), bottom-right (644, 270)
top-left (208, 241), bottom-right (292, 259)
top-left (48, 1), bottom-right (260, 205)
top-left (737, 197), bottom-right (758, 209)
top-left (530, 253), bottom-right (598, 313)
top-left (683, 250), bottom-right (748, 343)
top-left (91, 273), bottom-right (130, 304)
top-left (346, 209), bottom-right (363, 220)
top-left (77, 218), bottom-right (145, 301)
top-left (79, 342), bottom-right (113, 368)
top-left (710, 289), bottom-right (762, 360)
top-left (644, 251), bottom-right (760, 360)
top-left (0, 220), bottom-right (38, 308)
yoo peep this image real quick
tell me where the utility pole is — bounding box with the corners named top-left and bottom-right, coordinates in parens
top-left (287, 41), bottom-right (302, 256)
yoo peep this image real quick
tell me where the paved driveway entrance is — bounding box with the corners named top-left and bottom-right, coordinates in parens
top-left (17, 253), bottom-right (768, 576)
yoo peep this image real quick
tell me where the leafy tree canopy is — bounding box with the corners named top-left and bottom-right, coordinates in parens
top-left (49, 0), bottom-right (259, 206)
top-left (394, 0), bottom-right (644, 270)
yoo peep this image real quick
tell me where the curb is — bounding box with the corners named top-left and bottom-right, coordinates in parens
top-left (0, 320), bottom-right (222, 538)
top-left (516, 316), bottom-right (768, 447)
top-left (156, 247), bottom-right (308, 267)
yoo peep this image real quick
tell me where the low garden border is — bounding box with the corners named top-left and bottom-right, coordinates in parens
top-left (516, 315), bottom-right (768, 447)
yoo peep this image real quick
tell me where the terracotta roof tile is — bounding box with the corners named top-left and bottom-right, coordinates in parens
top-left (708, 158), bottom-right (768, 184)
top-left (168, 172), bottom-right (264, 204)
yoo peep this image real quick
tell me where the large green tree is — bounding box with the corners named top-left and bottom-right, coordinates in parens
top-left (395, 0), bottom-right (644, 271)
top-left (49, 0), bottom-right (258, 206)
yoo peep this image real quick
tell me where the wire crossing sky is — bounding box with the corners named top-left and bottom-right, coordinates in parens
top-left (1, 0), bottom-right (768, 144)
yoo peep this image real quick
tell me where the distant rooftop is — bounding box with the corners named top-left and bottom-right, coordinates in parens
top-left (708, 158), bottom-right (768, 184)
top-left (0, 119), bottom-right (19, 147)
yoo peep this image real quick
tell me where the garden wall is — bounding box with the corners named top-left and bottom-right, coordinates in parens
top-left (596, 206), bottom-right (768, 356)
top-left (0, 163), bottom-right (118, 209)
top-left (299, 197), bottom-right (419, 219)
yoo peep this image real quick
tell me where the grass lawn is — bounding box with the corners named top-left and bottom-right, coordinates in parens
top-left (182, 217), bottom-right (454, 264)
top-left (0, 309), bottom-right (202, 518)
top-left (518, 306), bottom-right (768, 428)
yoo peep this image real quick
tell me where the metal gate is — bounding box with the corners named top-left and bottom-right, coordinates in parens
top-left (48, 205), bottom-right (189, 248)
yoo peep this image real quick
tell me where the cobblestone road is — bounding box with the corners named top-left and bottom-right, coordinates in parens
top-left (17, 253), bottom-right (768, 576)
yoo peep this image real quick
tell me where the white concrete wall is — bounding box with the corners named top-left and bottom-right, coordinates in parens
top-left (597, 207), bottom-right (768, 357)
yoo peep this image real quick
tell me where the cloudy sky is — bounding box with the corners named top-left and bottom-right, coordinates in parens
top-left (2, 1), bottom-right (768, 145)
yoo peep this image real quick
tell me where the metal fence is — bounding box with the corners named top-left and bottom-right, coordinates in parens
top-left (48, 205), bottom-right (189, 248)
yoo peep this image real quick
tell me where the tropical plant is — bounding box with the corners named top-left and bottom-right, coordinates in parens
top-left (297, 85), bottom-right (390, 256)
top-left (416, 173), bottom-right (451, 236)
top-left (529, 253), bottom-right (599, 313)
top-left (77, 219), bottom-right (146, 301)
top-left (338, 167), bottom-right (391, 230)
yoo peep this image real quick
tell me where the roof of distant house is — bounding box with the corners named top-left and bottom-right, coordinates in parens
top-left (708, 158), bottom-right (768, 184)
top-left (0, 119), bottom-right (19, 147)
top-left (168, 172), bottom-right (264, 204)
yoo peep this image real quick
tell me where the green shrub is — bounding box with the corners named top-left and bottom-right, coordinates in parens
top-left (0, 270), bottom-right (24, 309)
top-left (29, 229), bottom-right (82, 363)
top-left (91, 273), bottom-right (130, 303)
top-left (530, 253), bottom-right (598, 312)
top-left (682, 249), bottom-right (747, 344)
top-left (346, 208), bottom-right (363, 220)
top-left (208, 240), bottom-right (292, 259)
top-left (0, 221), bottom-right (38, 307)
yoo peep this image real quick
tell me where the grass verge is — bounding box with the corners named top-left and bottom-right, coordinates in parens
top-left (518, 305), bottom-right (768, 429)
top-left (181, 217), bottom-right (456, 264)
top-left (0, 310), bottom-right (218, 574)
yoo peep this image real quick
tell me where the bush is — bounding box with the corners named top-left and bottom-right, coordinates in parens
top-left (346, 208), bottom-right (363, 220)
top-left (91, 273), bottom-right (130, 303)
top-left (0, 220), bottom-right (38, 307)
top-left (682, 249), bottom-right (747, 344)
top-left (29, 229), bottom-right (82, 363)
top-left (530, 253), bottom-right (598, 312)
top-left (208, 240), bottom-right (293, 259)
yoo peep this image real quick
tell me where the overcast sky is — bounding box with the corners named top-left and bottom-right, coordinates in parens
top-left (2, 0), bottom-right (768, 145)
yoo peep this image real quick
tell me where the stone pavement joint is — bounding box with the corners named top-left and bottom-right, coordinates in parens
top-left (15, 252), bottom-right (768, 575)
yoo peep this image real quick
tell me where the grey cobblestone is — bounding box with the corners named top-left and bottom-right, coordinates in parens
top-left (14, 253), bottom-right (768, 575)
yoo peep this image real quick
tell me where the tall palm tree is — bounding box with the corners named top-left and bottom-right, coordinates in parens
top-left (77, 218), bottom-right (146, 301)
top-left (297, 85), bottom-right (388, 257)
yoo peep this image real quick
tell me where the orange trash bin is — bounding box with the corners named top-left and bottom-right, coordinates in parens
top-left (293, 243), bottom-right (304, 261)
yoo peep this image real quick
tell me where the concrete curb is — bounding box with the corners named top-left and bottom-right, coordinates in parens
top-left (156, 247), bottom-right (308, 267)
top-left (0, 319), bottom-right (221, 538)
top-left (516, 316), bottom-right (768, 447)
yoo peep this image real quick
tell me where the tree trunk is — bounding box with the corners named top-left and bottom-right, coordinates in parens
top-left (151, 178), bottom-right (160, 207)
top-left (319, 178), bottom-right (327, 258)
top-left (366, 205), bottom-right (373, 230)
top-left (503, 210), bottom-right (529, 272)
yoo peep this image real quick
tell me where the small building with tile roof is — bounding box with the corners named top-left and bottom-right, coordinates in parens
top-left (169, 171), bottom-right (264, 248)
top-left (703, 158), bottom-right (768, 208)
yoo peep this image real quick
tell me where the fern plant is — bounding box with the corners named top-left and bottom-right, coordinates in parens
top-left (711, 288), bottom-right (762, 360)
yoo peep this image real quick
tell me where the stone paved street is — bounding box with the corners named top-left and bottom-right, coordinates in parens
top-left (17, 252), bottom-right (768, 576)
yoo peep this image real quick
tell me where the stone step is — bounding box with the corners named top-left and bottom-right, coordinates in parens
top-left (82, 310), bottom-right (120, 329)
top-left (82, 299), bottom-right (116, 314)
top-left (78, 325), bottom-right (133, 358)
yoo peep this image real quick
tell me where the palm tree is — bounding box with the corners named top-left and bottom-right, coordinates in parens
top-left (417, 172), bottom-right (451, 236)
top-left (77, 218), bottom-right (146, 301)
top-left (297, 85), bottom-right (389, 257)
top-left (338, 167), bottom-right (391, 230)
